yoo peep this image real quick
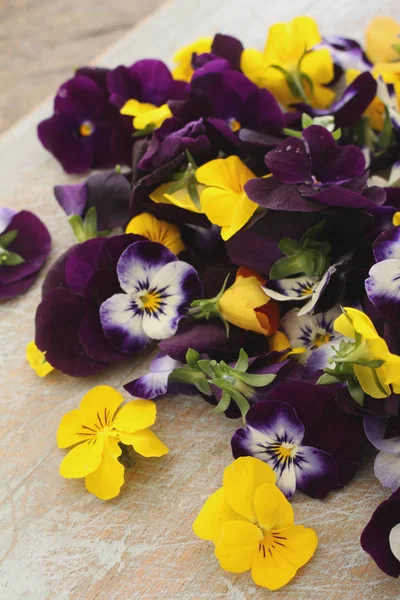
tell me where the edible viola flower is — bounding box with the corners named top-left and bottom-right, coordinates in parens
top-left (365, 17), bottom-right (400, 64)
top-left (361, 487), bottom-right (400, 577)
top-left (319, 35), bottom-right (372, 72)
top-left (125, 213), bottom-right (185, 255)
top-left (121, 101), bottom-right (172, 131)
top-left (364, 414), bottom-right (400, 492)
top-left (376, 76), bottom-right (400, 133)
top-left (26, 340), bottom-right (54, 377)
top-left (263, 266), bottom-right (336, 316)
top-left (57, 385), bottom-right (168, 500)
top-left (100, 240), bottom-right (202, 353)
top-left (123, 351), bottom-right (192, 399)
top-left (232, 400), bottom-right (338, 499)
top-left (196, 156), bottom-right (258, 240)
top-left (345, 68), bottom-right (386, 131)
top-left (322, 307), bottom-right (400, 400)
top-left (280, 306), bottom-right (343, 364)
top-left (172, 37), bottom-right (213, 81)
top-left (0, 208), bottom-right (51, 300)
top-left (218, 267), bottom-right (279, 335)
top-left (366, 226), bottom-right (400, 324)
top-left (245, 125), bottom-right (385, 213)
top-left (193, 456), bottom-right (318, 590)
top-left (38, 71), bottom-right (128, 174)
top-left (54, 169), bottom-right (131, 241)
top-left (241, 16), bottom-right (334, 109)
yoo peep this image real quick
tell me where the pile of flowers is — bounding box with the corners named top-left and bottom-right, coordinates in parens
top-left (6, 14), bottom-right (400, 589)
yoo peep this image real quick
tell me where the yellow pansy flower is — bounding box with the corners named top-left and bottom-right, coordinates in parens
top-left (334, 308), bottom-right (400, 398)
top-left (57, 385), bottom-right (168, 500)
top-left (218, 267), bottom-right (279, 336)
top-left (196, 156), bottom-right (258, 241)
top-left (125, 213), bottom-right (185, 255)
top-left (365, 17), bottom-right (400, 64)
top-left (172, 37), bottom-right (213, 82)
top-left (241, 16), bottom-right (335, 108)
top-left (26, 340), bottom-right (54, 377)
top-left (193, 457), bottom-right (318, 590)
top-left (121, 99), bottom-right (172, 130)
top-left (150, 182), bottom-right (205, 213)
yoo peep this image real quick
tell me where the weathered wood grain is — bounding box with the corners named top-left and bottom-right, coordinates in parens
top-left (1, 1), bottom-right (399, 598)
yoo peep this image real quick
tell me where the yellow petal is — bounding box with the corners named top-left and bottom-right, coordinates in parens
top-left (254, 483), bottom-right (294, 531)
top-left (85, 437), bottom-right (124, 500)
top-left (113, 399), bottom-right (156, 433)
top-left (393, 212), bottom-right (400, 227)
top-left (125, 212), bottom-right (185, 255)
top-left (215, 520), bottom-right (263, 573)
top-left (79, 385), bottom-right (123, 428)
top-left (193, 487), bottom-right (243, 543)
top-left (200, 188), bottom-right (238, 227)
top-left (365, 17), bottom-right (400, 64)
top-left (354, 364), bottom-right (391, 399)
top-left (241, 48), bottom-right (268, 88)
top-left (251, 525), bottom-right (318, 590)
top-left (60, 439), bottom-right (104, 478)
top-left (223, 457), bottom-right (276, 523)
top-left (149, 182), bottom-right (204, 213)
top-left (26, 340), bottom-right (54, 377)
top-left (222, 193), bottom-right (258, 241)
top-left (334, 307), bottom-right (379, 339)
top-left (120, 99), bottom-right (171, 129)
top-left (196, 156), bottom-right (255, 194)
top-left (57, 408), bottom-right (90, 448)
top-left (301, 50), bottom-right (335, 108)
top-left (264, 17), bottom-right (321, 69)
top-left (172, 37), bottom-right (213, 82)
top-left (118, 428), bottom-right (169, 457)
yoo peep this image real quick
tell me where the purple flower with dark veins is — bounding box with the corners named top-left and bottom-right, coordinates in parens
top-left (0, 208), bottom-right (51, 300)
top-left (364, 414), bottom-right (400, 492)
top-left (100, 240), bottom-right (202, 353)
top-left (245, 125), bottom-right (386, 212)
top-left (231, 400), bottom-right (338, 499)
top-left (38, 69), bottom-right (132, 173)
top-left (361, 487), bottom-right (400, 577)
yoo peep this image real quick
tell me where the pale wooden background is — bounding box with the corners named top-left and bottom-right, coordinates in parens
top-left (1, 1), bottom-right (400, 599)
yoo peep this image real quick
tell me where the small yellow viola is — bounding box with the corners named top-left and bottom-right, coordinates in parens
top-left (126, 212), bottom-right (185, 255)
top-left (365, 17), bottom-right (400, 64)
top-left (193, 457), bottom-right (318, 590)
top-left (26, 340), bottom-right (54, 377)
top-left (241, 16), bottom-right (334, 108)
top-left (121, 99), bottom-right (172, 130)
top-left (150, 182), bottom-right (205, 213)
top-left (196, 155), bottom-right (258, 240)
top-left (57, 385), bottom-right (168, 500)
top-left (172, 37), bottom-right (213, 82)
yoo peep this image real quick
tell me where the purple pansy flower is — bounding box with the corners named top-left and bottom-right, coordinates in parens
top-left (38, 70), bottom-right (131, 173)
top-left (366, 226), bottom-right (400, 323)
top-left (361, 487), bottom-right (400, 577)
top-left (364, 414), bottom-right (400, 492)
top-left (99, 240), bottom-right (202, 353)
top-left (107, 59), bottom-right (188, 110)
top-left (54, 169), bottom-right (131, 233)
top-left (0, 209), bottom-right (51, 300)
top-left (245, 125), bottom-right (386, 212)
top-left (232, 400), bottom-right (338, 499)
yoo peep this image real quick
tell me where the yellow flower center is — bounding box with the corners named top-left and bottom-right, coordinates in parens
top-left (301, 285), bottom-right (314, 296)
top-left (79, 120), bottom-right (95, 137)
top-left (229, 118), bottom-right (241, 132)
top-left (140, 291), bottom-right (162, 313)
top-left (258, 531), bottom-right (288, 558)
top-left (313, 332), bottom-right (331, 347)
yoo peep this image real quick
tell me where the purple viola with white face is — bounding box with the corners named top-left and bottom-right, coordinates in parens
top-left (100, 240), bottom-right (202, 353)
top-left (366, 226), bottom-right (400, 324)
top-left (231, 400), bottom-right (338, 499)
top-left (245, 125), bottom-right (385, 213)
top-left (364, 414), bottom-right (400, 492)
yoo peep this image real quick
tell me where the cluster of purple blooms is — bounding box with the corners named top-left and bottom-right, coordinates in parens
top-left (3, 30), bottom-right (400, 580)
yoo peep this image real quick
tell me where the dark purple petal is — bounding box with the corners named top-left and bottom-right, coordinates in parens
top-left (64, 238), bottom-right (106, 294)
top-left (54, 183), bottom-right (88, 217)
top-left (211, 34), bottom-right (244, 71)
top-left (0, 273), bottom-right (38, 299)
top-left (310, 185), bottom-right (382, 209)
top-left (158, 319), bottom-right (228, 361)
top-left (99, 293), bottom-right (150, 353)
top-left (41, 246), bottom-right (78, 296)
top-left (85, 170), bottom-right (131, 230)
top-left (54, 75), bottom-right (106, 120)
top-left (95, 233), bottom-right (145, 270)
top-left (244, 400), bottom-right (305, 444)
top-left (373, 226), bottom-right (400, 262)
top-left (265, 137), bottom-right (310, 184)
top-left (124, 351), bottom-right (181, 398)
top-left (35, 287), bottom-right (106, 376)
top-left (361, 488), bottom-right (400, 577)
top-left (75, 66), bottom-right (110, 91)
top-left (245, 176), bottom-right (323, 212)
top-left (364, 415), bottom-right (400, 453)
top-left (0, 210), bottom-right (51, 284)
top-left (294, 446), bottom-right (338, 499)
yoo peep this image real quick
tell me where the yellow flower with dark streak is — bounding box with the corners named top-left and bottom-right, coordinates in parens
top-left (57, 385), bottom-right (168, 500)
top-left (126, 213), bottom-right (185, 255)
top-left (193, 457), bottom-right (318, 590)
top-left (241, 16), bottom-right (335, 109)
top-left (172, 37), bottom-right (213, 82)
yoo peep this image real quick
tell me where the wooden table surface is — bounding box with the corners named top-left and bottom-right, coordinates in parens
top-left (1, 1), bottom-right (399, 598)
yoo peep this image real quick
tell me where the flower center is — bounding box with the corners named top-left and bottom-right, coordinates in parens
top-left (139, 290), bottom-right (162, 313)
top-left (258, 531), bottom-right (288, 558)
top-left (80, 120), bottom-right (95, 137)
top-left (313, 331), bottom-right (332, 348)
top-left (228, 118), bottom-right (241, 132)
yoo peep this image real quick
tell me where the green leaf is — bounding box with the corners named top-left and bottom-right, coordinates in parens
top-left (68, 214), bottom-right (87, 242)
top-left (299, 71), bottom-right (314, 94)
top-left (377, 107), bottom-right (393, 150)
top-left (197, 360), bottom-right (216, 378)
top-left (352, 359), bottom-right (385, 368)
top-left (0, 229), bottom-right (18, 248)
top-left (0, 249), bottom-right (25, 266)
top-left (282, 127), bottom-right (303, 139)
top-left (332, 128), bottom-right (342, 140)
top-left (211, 391), bottom-right (231, 414)
top-left (132, 123), bottom-right (156, 138)
top-left (185, 149), bottom-right (198, 170)
top-left (317, 373), bottom-right (339, 385)
top-left (278, 238), bottom-right (301, 256)
top-left (234, 349), bottom-right (249, 372)
top-left (235, 372), bottom-right (276, 387)
top-left (186, 348), bottom-right (200, 368)
top-left (301, 113), bottom-right (313, 128)
top-left (83, 206), bottom-right (98, 239)
top-left (347, 378), bottom-right (365, 405)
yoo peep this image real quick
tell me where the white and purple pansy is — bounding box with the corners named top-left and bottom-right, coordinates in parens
top-left (262, 266), bottom-right (336, 316)
top-left (377, 76), bottom-right (400, 133)
top-left (364, 415), bottom-right (400, 492)
top-left (231, 400), bottom-right (338, 499)
top-left (100, 240), bottom-right (202, 353)
top-left (280, 305), bottom-right (343, 364)
top-left (124, 351), bottom-right (183, 399)
top-left (366, 226), bottom-right (400, 323)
